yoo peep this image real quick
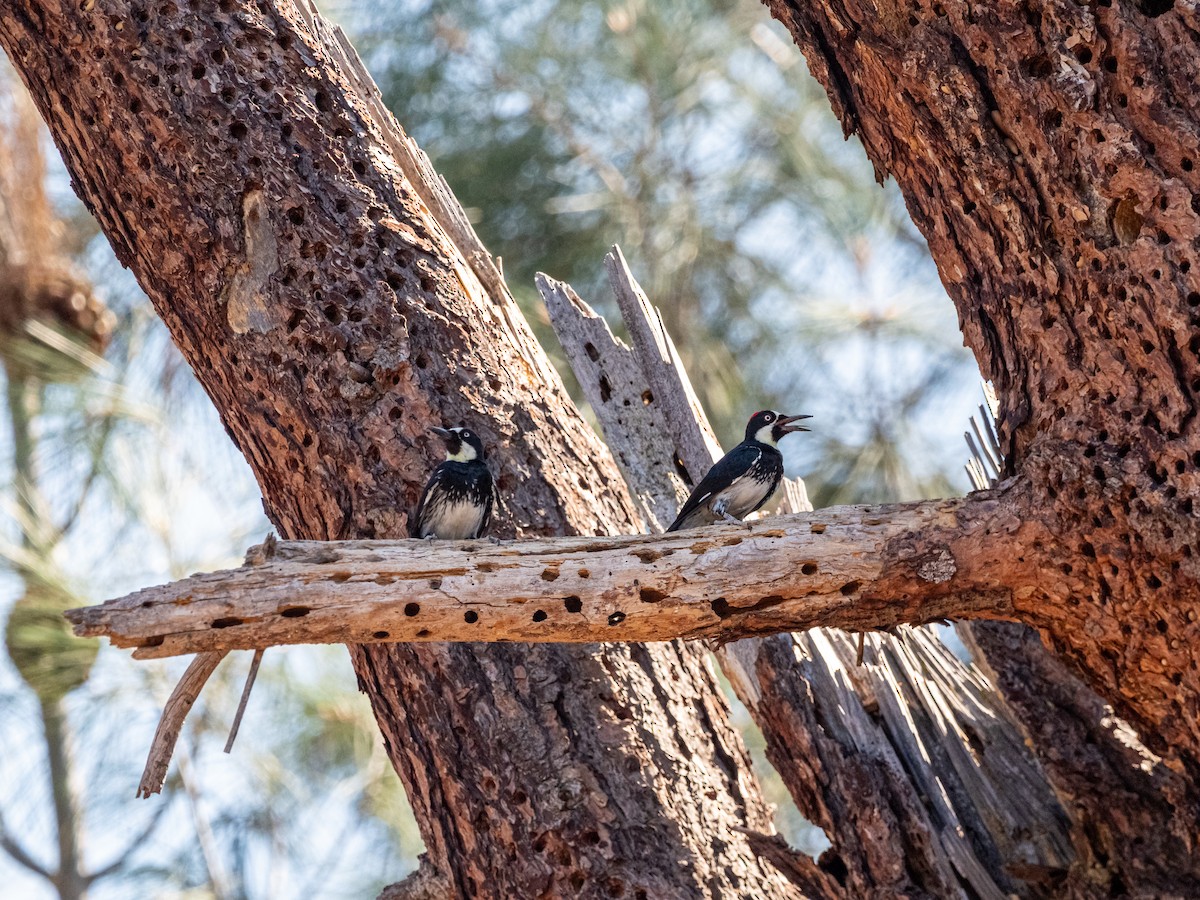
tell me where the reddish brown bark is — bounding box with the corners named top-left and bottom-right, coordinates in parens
top-left (0, 2), bottom-right (797, 896)
top-left (965, 621), bottom-right (1200, 897)
top-left (764, 0), bottom-right (1200, 770)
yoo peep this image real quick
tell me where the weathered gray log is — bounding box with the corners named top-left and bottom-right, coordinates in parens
top-left (603, 245), bottom-right (725, 486)
top-left (540, 257), bottom-right (1074, 897)
top-left (67, 503), bottom-right (1013, 660)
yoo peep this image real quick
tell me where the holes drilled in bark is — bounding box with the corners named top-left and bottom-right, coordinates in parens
top-left (564, 596), bottom-right (583, 613)
top-left (404, 602), bottom-right (420, 617)
top-left (608, 611), bottom-right (626, 626)
top-left (639, 586), bottom-right (667, 603)
top-left (212, 617), bottom-right (242, 628)
top-left (532, 610), bottom-right (547, 622)
top-left (1022, 54), bottom-right (1053, 77)
top-left (280, 606), bottom-right (310, 618)
top-left (464, 610), bottom-right (479, 624)
top-left (373, 630), bottom-right (389, 639)
top-left (1136, 0), bottom-right (1174, 16)
top-left (229, 119), bottom-right (247, 140)
top-left (801, 562), bottom-right (818, 575)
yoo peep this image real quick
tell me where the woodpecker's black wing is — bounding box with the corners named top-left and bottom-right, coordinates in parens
top-left (667, 442), bottom-right (765, 532)
top-left (411, 461), bottom-right (494, 539)
top-left (410, 464), bottom-right (447, 538)
top-left (476, 469), bottom-right (495, 538)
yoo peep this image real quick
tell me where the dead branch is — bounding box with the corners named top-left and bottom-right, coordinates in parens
top-left (69, 496), bottom-right (1018, 660)
top-left (137, 651), bottom-right (226, 798)
top-left (223, 647), bottom-right (264, 754)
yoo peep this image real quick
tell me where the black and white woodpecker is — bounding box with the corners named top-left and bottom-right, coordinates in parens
top-left (410, 426), bottom-right (495, 540)
top-left (667, 410), bottom-right (810, 532)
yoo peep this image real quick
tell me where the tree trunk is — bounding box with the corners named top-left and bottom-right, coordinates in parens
top-left (964, 620), bottom-right (1200, 896)
top-left (0, 2), bottom-right (796, 896)
top-left (763, 0), bottom-right (1200, 770)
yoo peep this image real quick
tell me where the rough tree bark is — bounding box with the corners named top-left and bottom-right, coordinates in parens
top-left (961, 406), bottom-right (1200, 895)
top-left (763, 0), bottom-right (1200, 772)
top-left (0, 2), bottom-right (798, 896)
top-left (964, 621), bottom-right (1200, 896)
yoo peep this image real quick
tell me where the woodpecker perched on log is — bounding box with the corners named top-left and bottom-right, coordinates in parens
top-left (410, 426), bottom-right (494, 539)
top-left (667, 410), bottom-right (810, 532)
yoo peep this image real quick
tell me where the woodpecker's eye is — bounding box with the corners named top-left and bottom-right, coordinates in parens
top-left (763, 412), bottom-right (774, 422)
top-left (462, 430), bottom-right (472, 439)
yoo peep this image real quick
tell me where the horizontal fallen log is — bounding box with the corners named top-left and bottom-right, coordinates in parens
top-left (68, 495), bottom-right (1021, 659)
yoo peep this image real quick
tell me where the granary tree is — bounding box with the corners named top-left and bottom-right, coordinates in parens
top-left (2, 0), bottom-right (1199, 897)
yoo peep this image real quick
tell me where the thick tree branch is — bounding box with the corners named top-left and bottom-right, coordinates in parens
top-left (70, 498), bottom-right (1016, 659)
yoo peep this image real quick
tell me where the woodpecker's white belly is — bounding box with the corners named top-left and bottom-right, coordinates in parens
top-left (425, 500), bottom-right (486, 540)
top-left (714, 476), bottom-right (774, 518)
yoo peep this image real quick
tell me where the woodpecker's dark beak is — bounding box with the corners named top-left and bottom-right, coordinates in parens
top-left (777, 414), bottom-right (812, 433)
top-left (429, 426), bottom-right (454, 442)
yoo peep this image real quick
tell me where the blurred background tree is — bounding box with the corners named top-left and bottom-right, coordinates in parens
top-left (1, 0), bottom-right (982, 894)
top-left (348, 0), bottom-right (978, 505)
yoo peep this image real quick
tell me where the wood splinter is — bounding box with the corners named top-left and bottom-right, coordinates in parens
top-left (224, 647), bottom-right (265, 754)
top-left (137, 650), bottom-right (227, 798)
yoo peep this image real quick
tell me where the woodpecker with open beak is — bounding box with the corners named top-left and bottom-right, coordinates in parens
top-left (410, 425), bottom-right (495, 539)
top-left (667, 410), bottom-right (810, 532)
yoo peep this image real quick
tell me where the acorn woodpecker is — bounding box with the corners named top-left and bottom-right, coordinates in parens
top-left (667, 410), bottom-right (810, 532)
top-left (410, 426), bottom-right (495, 540)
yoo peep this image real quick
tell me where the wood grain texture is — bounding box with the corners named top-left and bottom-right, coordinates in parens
top-left (136, 651), bottom-right (226, 798)
top-left (538, 271), bottom-right (687, 532)
top-left (763, 0), bottom-right (1200, 770)
top-left (69, 504), bottom-right (1015, 658)
top-left (0, 2), bottom-right (797, 894)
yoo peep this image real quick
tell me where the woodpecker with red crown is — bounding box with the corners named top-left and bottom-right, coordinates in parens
top-left (411, 425), bottom-right (494, 539)
top-left (667, 410), bottom-right (810, 532)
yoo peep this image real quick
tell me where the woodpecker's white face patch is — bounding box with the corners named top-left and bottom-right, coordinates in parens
top-left (754, 422), bottom-right (779, 446)
top-left (445, 427), bottom-right (478, 463)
